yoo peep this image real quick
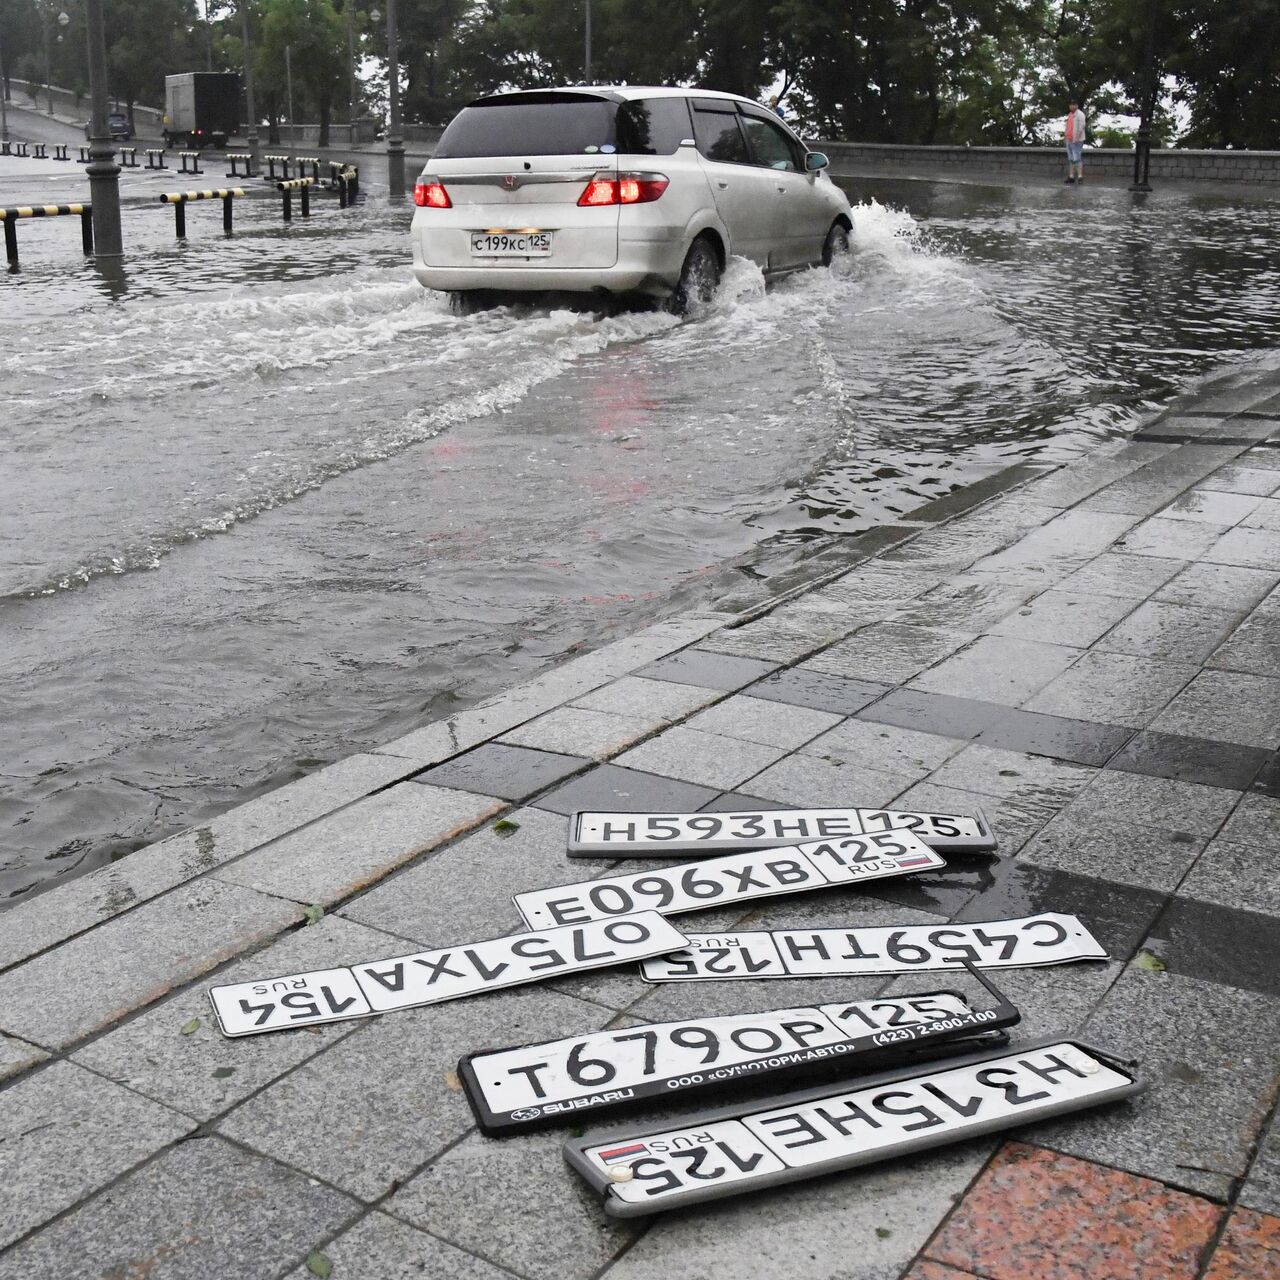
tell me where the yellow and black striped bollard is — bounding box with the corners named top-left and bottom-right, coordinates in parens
top-left (159, 188), bottom-right (246, 238)
top-left (0, 203), bottom-right (93, 268)
top-left (276, 176), bottom-right (314, 222)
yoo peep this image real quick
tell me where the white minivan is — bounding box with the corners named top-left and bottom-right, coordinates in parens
top-left (411, 86), bottom-right (853, 311)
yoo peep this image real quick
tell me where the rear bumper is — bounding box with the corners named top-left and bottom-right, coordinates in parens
top-left (412, 229), bottom-right (688, 298)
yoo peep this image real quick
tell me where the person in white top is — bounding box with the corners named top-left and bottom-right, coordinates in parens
top-left (1065, 99), bottom-right (1087, 184)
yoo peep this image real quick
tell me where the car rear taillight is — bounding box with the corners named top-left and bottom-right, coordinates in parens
top-left (414, 180), bottom-right (451, 208)
top-left (577, 173), bottom-right (669, 206)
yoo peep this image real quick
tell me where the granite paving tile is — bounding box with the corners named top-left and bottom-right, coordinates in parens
top-left (746, 751), bottom-right (923, 809)
top-left (1204, 525), bottom-right (1280, 569)
top-left (802, 622), bottom-right (978, 685)
top-left (1098, 599), bottom-right (1240, 665)
top-left (1059, 551), bottom-right (1187, 600)
top-left (570, 675), bottom-right (723, 721)
top-left (909, 636), bottom-right (1081, 706)
top-left (1148, 897), bottom-right (1280, 997)
top-left (70, 914), bottom-right (398, 1121)
top-left (1055, 768), bottom-right (1239, 839)
top-left (817, 562), bottom-right (948, 604)
top-left (214, 783), bottom-right (504, 906)
top-left (341, 807), bottom-right (595, 946)
top-left (747, 668), bottom-right (892, 716)
top-left (803, 717), bottom-right (963, 775)
top-left (1201, 1208), bottom-right (1280, 1280)
top-left (1115, 515), bottom-right (1232, 559)
top-left (923, 1142), bottom-right (1222, 1280)
top-left (1212, 793), bottom-right (1280, 847)
top-left (0, 879), bottom-right (303, 1049)
top-left (613, 726), bottom-right (788, 791)
top-left (1035, 966), bottom-right (1280, 1198)
top-left (901, 1264), bottom-right (984, 1280)
top-left (953, 859), bottom-right (1164, 959)
top-left (0, 1060), bottom-right (195, 1249)
top-left (683, 694), bottom-right (844, 749)
top-left (1023, 448), bottom-right (1171, 507)
top-left (1108, 731), bottom-right (1270, 792)
top-left (0, 754), bottom-right (425, 973)
top-left (1161, 488), bottom-right (1263, 525)
top-left (1198, 464), bottom-right (1280, 495)
top-left (1207, 607), bottom-right (1280, 676)
top-left (216, 985), bottom-right (608, 1201)
top-left (891, 575), bottom-right (1042, 633)
top-left (924, 745), bottom-right (1096, 808)
top-left (967, 510), bottom-right (1137, 576)
top-left (1239, 448), bottom-right (1280, 473)
top-left (0, 1034), bottom-right (47, 1082)
top-left (1018, 814), bottom-right (1207, 894)
top-left (1150, 670), bottom-right (1280, 749)
top-left (499, 706), bottom-right (658, 759)
top-left (603, 1142), bottom-right (994, 1280)
top-left (534, 763), bottom-right (720, 817)
top-left (694, 615), bottom-right (845, 663)
top-left (387, 1126), bottom-right (641, 1280)
top-left (1023, 651), bottom-right (1197, 728)
top-left (0, 1136), bottom-right (358, 1280)
top-left (857, 689), bottom-right (1008, 740)
top-left (1178, 839), bottom-right (1280, 919)
top-left (856, 850), bottom-right (1000, 918)
top-left (1254, 754), bottom-right (1280, 800)
top-left (1242, 1123), bottom-right (1280, 1217)
top-left (986, 589), bottom-right (1137, 647)
top-left (1153, 561), bottom-right (1279, 611)
top-left (1241, 497), bottom-right (1280, 528)
top-left (637, 649), bottom-right (779, 690)
top-left (698, 790), bottom-right (791, 812)
top-left (283, 1212), bottom-right (518, 1280)
top-left (973, 709), bottom-right (1132, 767)
top-left (413, 742), bottom-right (588, 800)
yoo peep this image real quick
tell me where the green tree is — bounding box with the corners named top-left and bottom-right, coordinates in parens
top-left (255, 0), bottom-right (345, 143)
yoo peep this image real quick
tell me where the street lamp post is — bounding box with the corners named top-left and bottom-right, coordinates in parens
top-left (347, 1), bottom-right (357, 143)
top-left (1131, 0), bottom-right (1157, 192)
top-left (584, 0), bottom-right (591, 83)
top-left (1, 22), bottom-right (9, 143)
top-left (83, 0), bottom-right (122, 255)
top-left (383, 0), bottom-right (404, 197)
top-left (284, 42), bottom-right (294, 141)
top-left (241, 1), bottom-right (258, 161)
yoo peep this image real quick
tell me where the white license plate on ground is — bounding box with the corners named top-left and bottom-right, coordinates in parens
top-left (470, 230), bottom-right (552, 256)
top-left (566, 1039), bottom-right (1143, 1215)
top-left (461, 990), bottom-right (985, 1133)
top-left (639, 913), bottom-right (1108, 983)
top-left (209, 911), bottom-right (687, 1037)
top-left (568, 807), bottom-right (994, 856)
top-left (515, 831), bottom-right (945, 929)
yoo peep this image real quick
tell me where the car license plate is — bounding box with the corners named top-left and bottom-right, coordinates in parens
top-left (568, 807), bottom-right (994, 856)
top-left (639, 913), bottom-right (1108, 983)
top-left (470, 230), bottom-right (552, 256)
top-left (208, 911), bottom-right (687, 1037)
top-left (461, 981), bottom-right (1019, 1135)
top-left (515, 830), bottom-right (945, 929)
top-left (566, 1038), bottom-right (1143, 1215)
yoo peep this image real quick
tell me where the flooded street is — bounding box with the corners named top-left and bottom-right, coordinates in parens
top-left (3, 170), bottom-right (1280, 905)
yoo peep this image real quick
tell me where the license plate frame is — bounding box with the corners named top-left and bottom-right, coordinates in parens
top-left (567, 807), bottom-right (995, 857)
top-left (208, 911), bottom-right (688, 1038)
top-left (515, 829), bottom-right (945, 930)
top-left (639, 913), bottom-right (1108, 983)
top-left (460, 966), bottom-right (1018, 1135)
top-left (469, 229), bottom-right (553, 257)
top-left (565, 1036), bottom-right (1144, 1216)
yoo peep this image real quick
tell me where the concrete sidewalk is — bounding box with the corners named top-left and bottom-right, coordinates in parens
top-left (2, 366), bottom-right (1279, 1279)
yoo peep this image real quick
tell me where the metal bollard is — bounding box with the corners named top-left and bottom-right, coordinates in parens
top-left (78, 145), bottom-right (91, 163)
top-left (15, 142), bottom-right (29, 157)
top-left (0, 202), bottom-right (94, 267)
top-left (32, 143), bottom-right (46, 159)
top-left (159, 187), bottom-right (246, 239)
top-left (0, 141), bottom-right (9, 156)
top-left (146, 148), bottom-right (167, 170)
top-left (120, 147), bottom-right (138, 168)
top-left (179, 151), bottom-right (203, 175)
top-left (53, 144), bottom-right (69, 161)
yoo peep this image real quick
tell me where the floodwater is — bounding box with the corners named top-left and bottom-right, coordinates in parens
top-left (3, 172), bottom-right (1280, 906)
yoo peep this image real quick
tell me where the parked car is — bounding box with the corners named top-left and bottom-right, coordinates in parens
top-left (83, 112), bottom-right (133, 140)
top-left (410, 86), bottom-right (853, 312)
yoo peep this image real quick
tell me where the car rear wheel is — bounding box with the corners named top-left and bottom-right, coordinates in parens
top-left (669, 237), bottom-right (721, 316)
top-left (822, 220), bottom-right (851, 267)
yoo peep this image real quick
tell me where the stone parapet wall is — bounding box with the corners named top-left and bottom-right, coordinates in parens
top-left (818, 140), bottom-right (1280, 183)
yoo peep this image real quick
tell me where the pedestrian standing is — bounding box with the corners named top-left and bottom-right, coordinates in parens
top-left (1065, 98), bottom-right (1087, 184)
top-left (768, 94), bottom-right (785, 118)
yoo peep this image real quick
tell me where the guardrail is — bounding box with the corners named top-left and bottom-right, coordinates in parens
top-left (53, 144), bottom-right (69, 162)
top-left (120, 146), bottom-right (139, 168)
top-left (276, 176), bottom-right (314, 220)
top-left (1, 202), bottom-right (93, 267)
top-left (226, 152), bottom-right (257, 179)
top-left (145, 148), bottom-right (167, 170)
top-left (264, 154), bottom-right (292, 180)
top-left (335, 164), bottom-right (359, 208)
top-left (178, 151), bottom-right (203, 175)
top-left (31, 143), bottom-right (47, 160)
top-left (294, 155), bottom-right (321, 181)
top-left (159, 187), bottom-right (245, 238)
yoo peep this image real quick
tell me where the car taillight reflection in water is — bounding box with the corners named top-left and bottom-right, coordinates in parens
top-left (414, 180), bottom-right (452, 208)
top-left (577, 173), bottom-right (669, 207)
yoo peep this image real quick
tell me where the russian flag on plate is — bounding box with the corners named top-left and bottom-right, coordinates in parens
top-left (598, 1142), bottom-right (648, 1165)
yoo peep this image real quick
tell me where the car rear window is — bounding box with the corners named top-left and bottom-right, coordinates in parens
top-left (615, 98), bottom-right (693, 155)
top-left (435, 94), bottom-right (617, 158)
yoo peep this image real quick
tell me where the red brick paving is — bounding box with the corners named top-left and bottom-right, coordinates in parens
top-left (901, 1262), bottom-right (986, 1280)
top-left (920, 1142), bottom-right (1223, 1280)
top-left (1201, 1207), bottom-right (1280, 1279)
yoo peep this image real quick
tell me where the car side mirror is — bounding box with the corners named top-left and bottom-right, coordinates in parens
top-left (805, 151), bottom-right (830, 172)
